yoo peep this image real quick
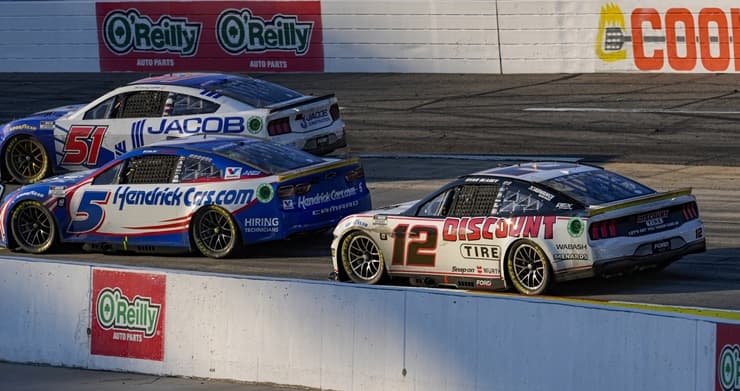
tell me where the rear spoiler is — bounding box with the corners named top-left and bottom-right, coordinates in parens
top-left (588, 188), bottom-right (693, 217)
top-left (266, 94), bottom-right (336, 113)
top-left (278, 158), bottom-right (360, 182)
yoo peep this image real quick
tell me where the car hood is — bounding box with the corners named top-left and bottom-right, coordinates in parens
top-left (2, 170), bottom-right (92, 203)
top-left (368, 200), bottom-right (418, 216)
top-left (1, 104), bottom-right (85, 130)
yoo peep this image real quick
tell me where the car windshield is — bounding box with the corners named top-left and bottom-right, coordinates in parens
top-left (203, 139), bottom-right (325, 174)
top-left (541, 170), bottom-right (655, 205)
top-left (201, 77), bottom-right (302, 108)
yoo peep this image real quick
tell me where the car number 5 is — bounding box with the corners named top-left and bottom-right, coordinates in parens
top-left (69, 190), bottom-right (110, 233)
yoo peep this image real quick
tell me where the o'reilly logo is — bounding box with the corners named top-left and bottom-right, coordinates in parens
top-left (96, 287), bottom-right (161, 338)
top-left (103, 9), bottom-right (201, 56)
top-left (217, 9), bottom-right (313, 55)
top-left (720, 344), bottom-right (740, 391)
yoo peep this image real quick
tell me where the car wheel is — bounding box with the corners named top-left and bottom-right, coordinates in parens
top-left (340, 231), bottom-right (385, 284)
top-left (4, 136), bottom-right (50, 184)
top-left (506, 240), bottom-right (551, 295)
top-left (191, 206), bottom-right (239, 258)
top-left (10, 200), bottom-right (57, 253)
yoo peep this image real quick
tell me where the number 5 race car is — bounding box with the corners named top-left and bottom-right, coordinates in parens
top-left (330, 162), bottom-right (706, 295)
top-left (0, 73), bottom-right (345, 184)
top-left (0, 135), bottom-right (370, 258)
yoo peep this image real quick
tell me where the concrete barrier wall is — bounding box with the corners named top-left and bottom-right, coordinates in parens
top-left (3, 0), bottom-right (740, 73)
top-left (0, 256), bottom-right (725, 390)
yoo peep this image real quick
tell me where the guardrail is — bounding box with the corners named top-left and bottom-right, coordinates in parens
top-left (1, 256), bottom-right (737, 390)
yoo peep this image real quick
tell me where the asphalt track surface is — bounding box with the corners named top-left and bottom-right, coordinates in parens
top-left (1, 73), bottom-right (739, 390)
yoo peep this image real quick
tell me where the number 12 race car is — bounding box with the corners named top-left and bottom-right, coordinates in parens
top-left (0, 135), bottom-right (370, 258)
top-left (0, 73), bottom-right (345, 184)
top-left (331, 162), bottom-right (705, 295)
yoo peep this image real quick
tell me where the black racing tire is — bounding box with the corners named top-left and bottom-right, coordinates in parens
top-left (340, 231), bottom-right (386, 284)
top-left (10, 200), bottom-right (57, 253)
top-left (506, 240), bottom-right (552, 295)
top-left (4, 136), bottom-right (50, 184)
top-left (190, 206), bottom-right (240, 258)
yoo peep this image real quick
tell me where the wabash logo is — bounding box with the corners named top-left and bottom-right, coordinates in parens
top-left (596, 3), bottom-right (740, 72)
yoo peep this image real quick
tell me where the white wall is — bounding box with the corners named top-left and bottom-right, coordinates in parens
top-left (0, 256), bottom-right (722, 391)
top-left (1, 0), bottom-right (738, 73)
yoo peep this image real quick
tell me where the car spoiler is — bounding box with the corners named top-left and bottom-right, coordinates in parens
top-left (278, 158), bottom-right (360, 182)
top-left (588, 188), bottom-right (693, 217)
top-left (266, 94), bottom-right (336, 113)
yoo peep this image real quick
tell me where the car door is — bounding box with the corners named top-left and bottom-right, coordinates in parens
top-left (54, 90), bottom-right (168, 170)
top-left (65, 153), bottom-right (192, 247)
top-left (386, 182), bottom-right (505, 280)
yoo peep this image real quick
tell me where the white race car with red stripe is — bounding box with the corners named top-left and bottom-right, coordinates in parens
top-left (330, 162), bottom-right (705, 295)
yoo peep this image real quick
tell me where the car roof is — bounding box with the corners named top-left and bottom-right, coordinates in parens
top-left (146, 134), bottom-right (263, 150)
top-left (129, 73), bottom-right (236, 88)
top-left (469, 162), bottom-right (600, 183)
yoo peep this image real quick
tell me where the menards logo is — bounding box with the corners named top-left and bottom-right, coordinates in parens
top-left (103, 9), bottom-right (201, 56)
top-left (217, 9), bottom-right (313, 55)
top-left (96, 287), bottom-right (161, 338)
top-left (596, 3), bottom-right (740, 71)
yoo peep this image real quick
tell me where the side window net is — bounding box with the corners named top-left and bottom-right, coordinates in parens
top-left (447, 185), bottom-right (499, 217)
top-left (120, 91), bottom-right (166, 118)
top-left (121, 155), bottom-right (180, 184)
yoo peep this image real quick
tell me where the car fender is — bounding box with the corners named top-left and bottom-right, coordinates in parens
top-left (0, 186), bottom-right (59, 248)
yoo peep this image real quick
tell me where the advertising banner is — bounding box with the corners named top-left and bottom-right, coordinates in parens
top-left (717, 323), bottom-right (740, 391)
top-left (91, 268), bottom-right (166, 361)
top-left (96, 1), bottom-right (324, 72)
top-left (596, 2), bottom-right (740, 72)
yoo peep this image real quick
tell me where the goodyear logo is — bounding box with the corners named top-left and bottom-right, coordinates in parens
top-left (103, 9), bottom-right (201, 56)
top-left (596, 3), bottom-right (740, 71)
top-left (216, 9), bottom-right (313, 55)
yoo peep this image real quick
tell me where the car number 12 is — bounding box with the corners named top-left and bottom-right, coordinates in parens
top-left (391, 224), bottom-right (438, 266)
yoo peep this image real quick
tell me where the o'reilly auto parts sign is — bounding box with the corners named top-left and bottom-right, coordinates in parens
top-left (96, 1), bottom-right (324, 72)
top-left (91, 269), bottom-right (166, 361)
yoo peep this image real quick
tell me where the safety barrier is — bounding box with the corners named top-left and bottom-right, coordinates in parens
top-left (1, 256), bottom-right (737, 391)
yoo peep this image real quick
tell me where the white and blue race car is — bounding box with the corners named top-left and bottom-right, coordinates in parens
top-left (0, 134), bottom-right (370, 258)
top-left (0, 73), bottom-right (346, 184)
top-left (331, 162), bottom-right (705, 295)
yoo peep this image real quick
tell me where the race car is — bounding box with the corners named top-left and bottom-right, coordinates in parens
top-left (0, 72), bottom-right (346, 184)
top-left (0, 134), bottom-right (370, 258)
top-left (330, 162), bottom-right (705, 295)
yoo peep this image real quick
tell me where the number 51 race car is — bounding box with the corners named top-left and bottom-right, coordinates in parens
top-left (330, 162), bottom-right (705, 295)
top-left (0, 134), bottom-right (370, 258)
top-left (0, 72), bottom-right (346, 184)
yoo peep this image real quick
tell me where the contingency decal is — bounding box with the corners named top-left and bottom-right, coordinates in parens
top-left (96, 1), bottom-right (324, 72)
top-left (91, 269), bottom-right (166, 361)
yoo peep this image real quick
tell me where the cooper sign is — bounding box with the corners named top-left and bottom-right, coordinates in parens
top-left (97, 1), bottom-right (323, 72)
top-left (91, 269), bottom-right (166, 361)
top-left (597, 3), bottom-right (740, 72)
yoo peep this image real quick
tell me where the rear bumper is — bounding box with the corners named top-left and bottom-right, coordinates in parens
top-left (303, 131), bottom-right (347, 156)
top-left (593, 238), bottom-right (706, 276)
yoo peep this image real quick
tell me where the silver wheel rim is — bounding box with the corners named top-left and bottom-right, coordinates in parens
top-left (7, 138), bottom-right (46, 181)
top-left (347, 235), bottom-right (381, 281)
top-left (13, 205), bottom-right (52, 249)
top-left (195, 209), bottom-right (234, 254)
top-left (511, 243), bottom-right (545, 291)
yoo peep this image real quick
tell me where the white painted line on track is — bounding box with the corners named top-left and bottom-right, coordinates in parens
top-left (357, 153), bottom-right (583, 161)
top-left (524, 107), bottom-right (740, 115)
